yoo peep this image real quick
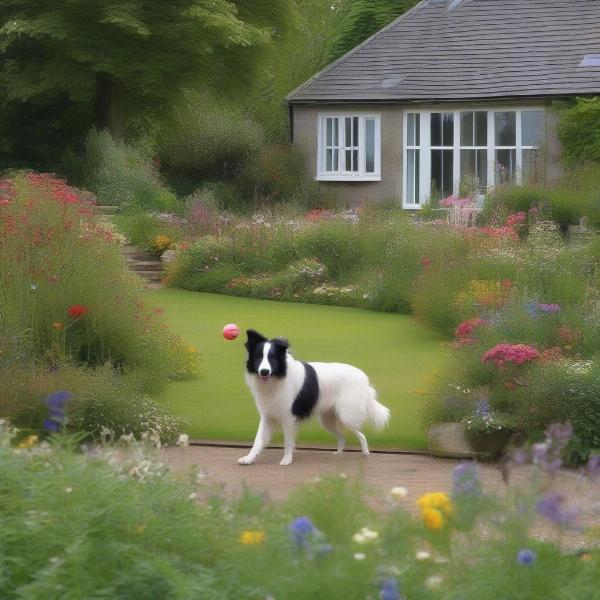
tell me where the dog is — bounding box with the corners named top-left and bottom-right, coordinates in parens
top-left (239, 329), bottom-right (390, 466)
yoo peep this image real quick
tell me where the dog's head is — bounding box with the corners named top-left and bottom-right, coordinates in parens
top-left (245, 329), bottom-right (289, 382)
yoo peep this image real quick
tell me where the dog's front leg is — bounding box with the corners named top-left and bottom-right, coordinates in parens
top-left (279, 419), bottom-right (297, 466)
top-left (238, 418), bottom-right (271, 465)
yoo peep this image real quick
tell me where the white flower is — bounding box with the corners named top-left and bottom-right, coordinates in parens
top-left (353, 527), bottom-right (379, 543)
top-left (176, 433), bottom-right (190, 447)
top-left (64, 487), bottom-right (73, 494)
top-left (188, 492), bottom-right (197, 500)
top-left (416, 551), bottom-right (431, 561)
top-left (425, 575), bottom-right (444, 590)
top-left (389, 486), bottom-right (408, 501)
top-left (119, 433), bottom-right (134, 444)
top-left (354, 553), bottom-right (366, 561)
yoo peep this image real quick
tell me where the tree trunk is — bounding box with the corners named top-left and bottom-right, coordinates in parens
top-left (94, 73), bottom-right (124, 141)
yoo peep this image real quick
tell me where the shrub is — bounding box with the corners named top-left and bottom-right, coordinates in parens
top-left (558, 97), bottom-right (600, 166)
top-left (158, 93), bottom-right (266, 182)
top-left (0, 363), bottom-right (182, 443)
top-left (78, 129), bottom-right (177, 211)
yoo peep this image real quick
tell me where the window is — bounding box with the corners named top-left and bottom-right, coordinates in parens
top-left (430, 112), bottom-right (454, 199)
top-left (405, 113), bottom-right (420, 205)
top-left (403, 108), bottom-right (546, 208)
top-left (317, 114), bottom-right (381, 180)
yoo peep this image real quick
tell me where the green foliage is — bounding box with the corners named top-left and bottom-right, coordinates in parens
top-left (2, 430), bottom-right (600, 599)
top-left (558, 97), bottom-right (600, 166)
top-left (326, 0), bottom-right (419, 62)
top-left (77, 130), bottom-right (177, 210)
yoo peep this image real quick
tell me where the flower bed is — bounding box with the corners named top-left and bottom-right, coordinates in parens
top-left (2, 422), bottom-right (600, 599)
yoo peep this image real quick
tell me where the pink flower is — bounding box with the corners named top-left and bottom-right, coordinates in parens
top-left (482, 343), bottom-right (539, 367)
top-left (440, 195), bottom-right (475, 209)
top-left (455, 318), bottom-right (487, 339)
top-left (420, 256), bottom-right (432, 268)
top-left (506, 212), bottom-right (527, 227)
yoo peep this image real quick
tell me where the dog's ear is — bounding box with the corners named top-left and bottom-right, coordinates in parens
top-left (245, 329), bottom-right (267, 349)
top-left (272, 337), bottom-right (289, 352)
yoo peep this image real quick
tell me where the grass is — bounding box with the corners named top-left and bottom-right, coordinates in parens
top-left (151, 288), bottom-right (450, 449)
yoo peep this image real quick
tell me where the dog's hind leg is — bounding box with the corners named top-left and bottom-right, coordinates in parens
top-left (350, 428), bottom-right (370, 457)
top-left (320, 411), bottom-right (346, 455)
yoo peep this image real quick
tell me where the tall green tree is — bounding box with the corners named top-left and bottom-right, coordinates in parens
top-left (0, 0), bottom-right (280, 141)
top-left (325, 0), bottom-right (419, 63)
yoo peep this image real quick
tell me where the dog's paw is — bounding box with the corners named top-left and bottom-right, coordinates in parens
top-left (333, 450), bottom-right (344, 456)
top-left (279, 455), bottom-right (293, 466)
top-left (238, 454), bottom-right (254, 465)
top-left (361, 449), bottom-right (370, 457)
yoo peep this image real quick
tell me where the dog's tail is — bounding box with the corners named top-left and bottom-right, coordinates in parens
top-left (366, 386), bottom-right (390, 431)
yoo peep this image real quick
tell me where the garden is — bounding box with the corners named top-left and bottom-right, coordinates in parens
top-left (3, 0), bottom-right (600, 596)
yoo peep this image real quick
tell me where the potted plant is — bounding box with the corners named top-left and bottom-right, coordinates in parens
top-left (464, 400), bottom-right (514, 458)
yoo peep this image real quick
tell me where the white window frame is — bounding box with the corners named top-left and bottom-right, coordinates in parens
top-left (402, 107), bottom-right (546, 209)
top-left (316, 113), bottom-right (381, 181)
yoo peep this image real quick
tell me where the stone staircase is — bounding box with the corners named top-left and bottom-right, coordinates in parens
top-left (93, 205), bottom-right (165, 286)
top-left (121, 245), bottom-right (165, 285)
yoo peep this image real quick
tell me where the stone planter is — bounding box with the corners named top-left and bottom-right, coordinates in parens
top-left (465, 429), bottom-right (513, 459)
top-left (427, 422), bottom-right (478, 459)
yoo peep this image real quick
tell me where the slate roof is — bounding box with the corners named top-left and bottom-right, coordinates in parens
top-left (287, 0), bottom-right (600, 103)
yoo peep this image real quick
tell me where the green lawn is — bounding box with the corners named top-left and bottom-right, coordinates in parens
top-left (151, 288), bottom-right (450, 450)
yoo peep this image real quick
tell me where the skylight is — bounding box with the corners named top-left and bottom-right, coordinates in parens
top-left (380, 76), bottom-right (406, 89)
top-left (580, 54), bottom-right (600, 67)
top-left (446, 0), bottom-right (464, 11)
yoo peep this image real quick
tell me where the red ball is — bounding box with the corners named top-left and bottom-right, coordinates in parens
top-left (223, 323), bottom-right (240, 340)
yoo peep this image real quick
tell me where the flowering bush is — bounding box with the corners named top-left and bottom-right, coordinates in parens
top-left (482, 343), bottom-right (540, 367)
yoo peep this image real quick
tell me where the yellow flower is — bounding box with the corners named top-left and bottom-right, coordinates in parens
top-left (18, 434), bottom-right (39, 449)
top-left (422, 507), bottom-right (444, 531)
top-left (135, 524), bottom-right (146, 535)
top-left (51, 321), bottom-right (64, 330)
top-left (153, 235), bottom-right (172, 252)
top-left (240, 530), bottom-right (266, 545)
top-left (416, 492), bottom-right (453, 517)
top-left (188, 346), bottom-right (198, 354)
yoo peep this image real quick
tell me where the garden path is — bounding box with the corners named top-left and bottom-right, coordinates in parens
top-left (162, 444), bottom-right (597, 551)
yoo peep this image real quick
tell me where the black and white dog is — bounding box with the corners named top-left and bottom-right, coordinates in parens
top-left (239, 329), bottom-right (390, 466)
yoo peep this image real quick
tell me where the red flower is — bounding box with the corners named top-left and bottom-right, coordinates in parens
top-left (501, 278), bottom-right (512, 289)
top-left (68, 304), bottom-right (89, 319)
top-left (455, 318), bottom-right (487, 339)
top-left (482, 343), bottom-right (539, 367)
top-left (420, 256), bottom-right (432, 268)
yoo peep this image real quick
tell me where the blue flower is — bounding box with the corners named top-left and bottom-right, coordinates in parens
top-left (289, 516), bottom-right (315, 547)
top-left (536, 493), bottom-right (578, 528)
top-left (316, 543), bottom-right (333, 557)
top-left (474, 400), bottom-right (491, 418)
top-left (452, 461), bottom-right (481, 497)
top-left (526, 302), bottom-right (539, 317)
top-left (516, 549), bottom-right (537, 566)
top-left (43, 391), bottom-right (71, 433)
top-left (44, 391), bottom-right (72, 411)
top-left (43, 418), bottom-right (61, 433)
top-left (380, 577), bottom-right (403, 600)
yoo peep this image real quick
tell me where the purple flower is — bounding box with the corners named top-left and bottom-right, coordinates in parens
top-left (545, 422), bottom-right (572, 446)
top-left (43, 391), bottom-right (71, 433)
top-left (474, 400), bottom-right (491, 418)
top-left (44, 391), bottom-right (71, 410)
top-left (586, 454), bottom-right (600, 478)
top-left (43, 418), bottom-right (61, 433)
top-left (536, 493), bottom-right (578, 528)
top-left (452, 461), bottom-right (481, 497)
top-left (380, 578), bottom-right (402, 600)
top-left (538, 303), bottom-right (561, 313)
top-left (289, 516), bottom-right (315, 547)
top-left (516, 549), bottom-right (537, 566)
top-left (526, 302), bottom-right (539, 317)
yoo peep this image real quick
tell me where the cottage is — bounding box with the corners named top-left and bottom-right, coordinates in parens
top-left (287, 0), bottom-right (600, 207)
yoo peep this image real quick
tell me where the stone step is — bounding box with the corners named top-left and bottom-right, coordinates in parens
top-left (136, 270), bottom-right (164, 283)
top-left (127, 260), bottom-right (164, 272)
top-left (120, 246), bottom-right (155, 261)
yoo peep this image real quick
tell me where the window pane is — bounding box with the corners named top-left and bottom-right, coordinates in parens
top-left (326, 118), bottom-right (333, 146)
top-left (345, 118), bottom-right (352, 148)
top-left (345, 149), bottom-right (352, 171)
top-left (407, 149), bottom-right (420, 204)
top-left (352, 149), bottom-right (358, 172)
top-left (408, 113), bottom-right (421, 146)
top-left (333, 119), bottom-right (339, 145)
top-left (365, 119), bottom-right (375, 172)
top-left (353, 117), bottom-right (359, 147)
top-left (461, 149), bottom-right (488, 189)
top-left (523, 148), bottom-right (540, 182)
top-left (475, 112), bottom-right (488, 146)
top-left (431, 113), bottom-right (442, 146)
top-left (461, 112), bottom-right (474, 146)
top-left (496, 149), bottom-right (516, 182)
top-left (495, 112), bottom-right (516, 146)
top-left (333, 149), bottom-right (339, 171)
top-left (326, 149), bottom-right (333, 171)
top-left (522, 111), bottom-right (544, 147)
top-left (431, 149), bottom-right (453, 199)
top-left (442, 113), bottom-right (454, 147)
